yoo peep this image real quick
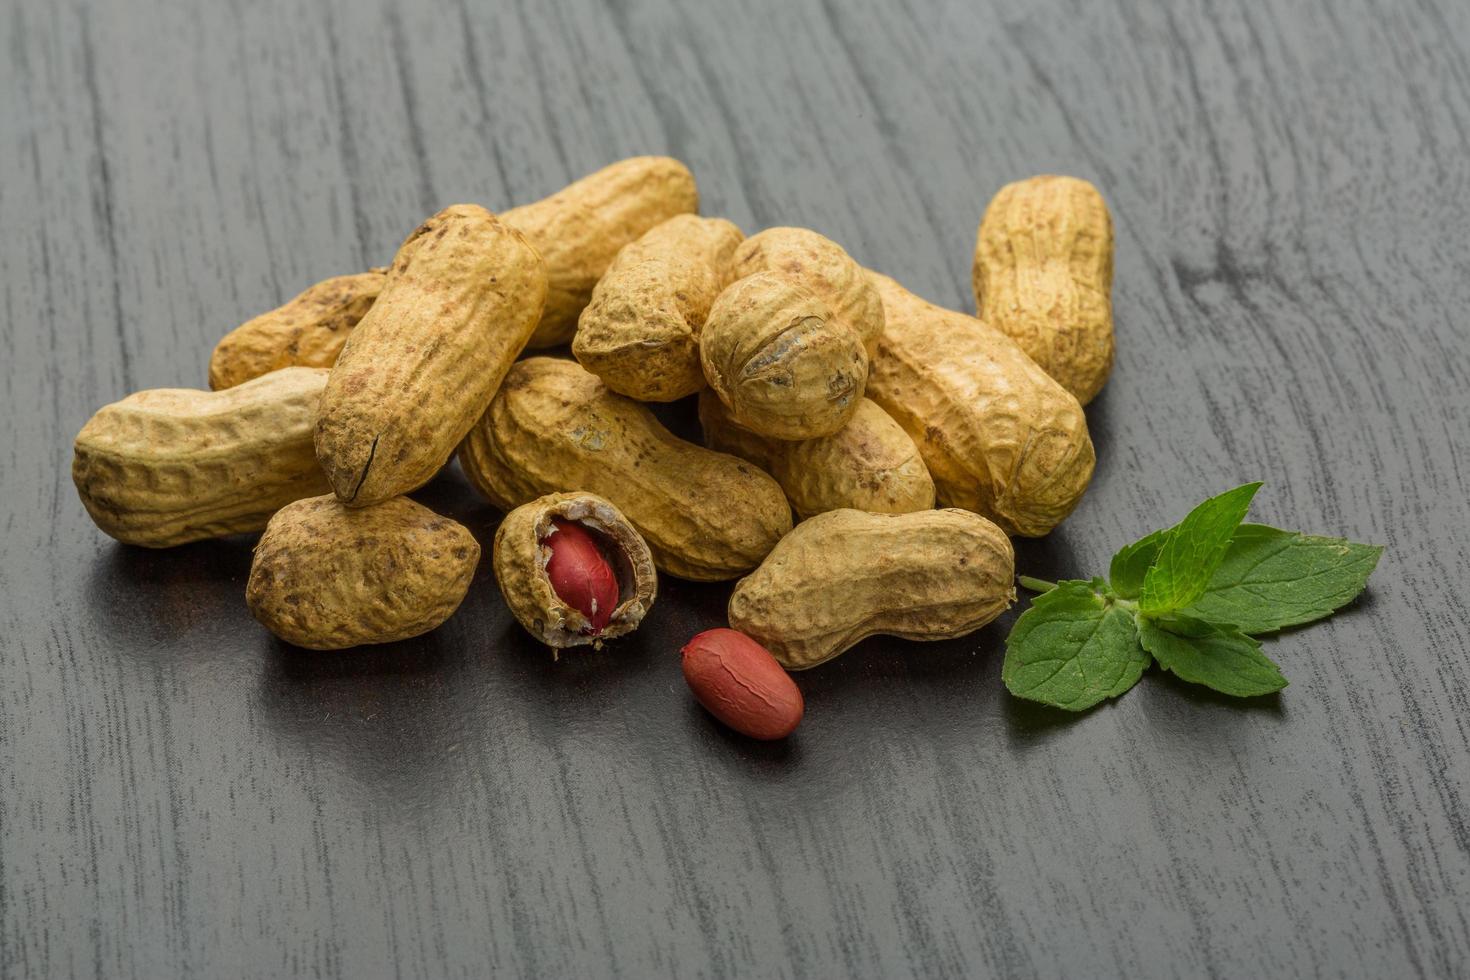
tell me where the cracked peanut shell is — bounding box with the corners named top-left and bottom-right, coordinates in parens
top-left (507, 156), bottom-right (700, 349)
top-left (208, 268), bottom-right (386, 390)
top-left (700, 272), bottom-right (867, 440)
top-left (866, 271), bottom-right (1095, 537)
top-left (246, 494), bottom-right (479, 650)
top-left (731, 226), bottom-right (884, 354)
top-left (72, 366), bottom-right (332, 547)
top-left (728, 508), bottom-right (1016, 670)
top-left (458, 357), bottom-right (792, 581)
top-left (315, 204), bottom-right (547, 508)
top-left (572, 214), bottom-right (743, 401)
top-left (493, 492), bottom-right (657, 649)
top-left (972, 175), bottom-right (1114, 404)
top-left (699, 392), bottom-right (934, 520)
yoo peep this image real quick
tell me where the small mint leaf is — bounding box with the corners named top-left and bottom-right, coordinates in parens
top-left (1109, 527), bottom-right (1171, 599)
top-left (1003, 581), bottom-right (1149, 712)
top-left (1140, 483), bottom-right (1261, 615)
top-left (1183, 524), bottom-right (1383, 634)
top-left (1137, 614), bottom-right (1287, 697)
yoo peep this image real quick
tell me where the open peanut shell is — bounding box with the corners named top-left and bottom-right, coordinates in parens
top-left (492, 491), bottom-right (657, 649)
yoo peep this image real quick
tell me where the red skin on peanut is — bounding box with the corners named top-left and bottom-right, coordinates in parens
top-left (681, 628), bottom-right (804, 740)
top-left (543, 518), bottom-right (619, 634)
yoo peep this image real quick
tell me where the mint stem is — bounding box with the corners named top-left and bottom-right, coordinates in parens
top-left (1018, 576), bottom-right (1058, 593)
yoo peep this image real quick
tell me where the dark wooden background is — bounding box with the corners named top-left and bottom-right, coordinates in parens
top-left (4, 0), bottom-right (1468, 977)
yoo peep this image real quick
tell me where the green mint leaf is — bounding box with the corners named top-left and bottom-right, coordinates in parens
top-left (1184, 524), bottom-right (1383, 634)
top-left (1109, 527), bottom-right (1171, 599)
top-left (1139, 483), bottom-right (1262, 615)
top-left (1002, 581), bottom-right (1150, 711)
top-left (1137, 614), bottom-right (1287, 697)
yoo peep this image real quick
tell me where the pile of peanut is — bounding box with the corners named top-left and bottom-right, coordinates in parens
top-left (72, 159), bottom-right (1113, 741)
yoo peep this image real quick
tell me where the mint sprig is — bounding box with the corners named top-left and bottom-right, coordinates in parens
top-left (1004, 484), bottom-right (1383, 711)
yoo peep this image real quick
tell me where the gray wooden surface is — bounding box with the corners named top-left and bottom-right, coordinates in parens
top-left (3, 0), bottom-right (1469, 977)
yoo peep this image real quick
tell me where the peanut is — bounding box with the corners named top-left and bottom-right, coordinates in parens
top-left (700, 272), bottom-right (867, 439)
top-left (246, 494), bottom-right (479, 649)
top-left (458, 357), bottom-right (792, 581)
top-left (72, 367), bottom-right (331, 547)
top-left (731, 227), bottom-right (884, 354)
top-left (507, 156), bottom-right (700, 349)
top-left (681, 628), bottom-right (804, 740)
top-left (972, 175), bottom-right (1114, 404)
top-left (728, 508), bottom-right (1015, 670)
top-left (698, 392), bottom-right (935, 519)
top-left (315, 204), bottom-right (547, 507)
top-left (493, 491), bottom-right (657, 649)
top-left (208, 269), bottom-right (386, 390)
top-left (572, 214), bottom-right (744, 401)
top-left (865, 271), bottom-right (1095, 537)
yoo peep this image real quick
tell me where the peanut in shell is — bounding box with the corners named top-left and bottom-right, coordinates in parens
top-left (493, 492), bottom-right (657, 649)
top-left (865, 271), bottom-right (1095, 537)
top-left (72, 367), bottom-right (332, 547)
top-left (458, 357), bottom-right (792, 582)
top-left (698, 392), bottom-right (934, 520)
top-left (314, 204), bottom-right (547, 508)
top-left (246, 495), bottom-right (479, 650)
top-left (700, 272), bottom-right (867, 440)
top-left (208, 269), bottom-right (386, 390)
top-left (572, 214), bottom-right (743, 401)
top-left (728, 508), bottom-right (1016, 670)
top-left (731, 226), bottom-right (884, 354)
top-left (506, 156), bottom-right (700, 349)
top-left (972, 175), bottom-right (1115, 404)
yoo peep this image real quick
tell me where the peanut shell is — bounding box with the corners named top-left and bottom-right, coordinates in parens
top-left (731, 226), bottom-right (884, 354)
top-left (698, 392), bottom-right (934, 520)
top-left (493, 492), bottom-right (657, 649)
top-left (72, 367), bottom-right (331, 547)
top-left (208, 269), bottom-right (386, 390)
top-left (728, 508), bottom-right (1015, 670)
top-left (315, 204), bottom-right (547, 507)
top-left (866, 271), bottom-right (1095, 537)
top-left (700, 272), bottom-right (867, 440)
top-left (246, 495), bottom-right (479, 649)
top-left (458, 357), bottom-right (792, 581)
top-left (506, 156), bottom-right (699, 349)
top-left (972, 175), bottom-right (1114, 404)
top-left (572, 214), bottom-right (743, 401)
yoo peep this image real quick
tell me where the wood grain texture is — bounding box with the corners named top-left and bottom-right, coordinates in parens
top-left (2, 0), bottom-right (1468, 977)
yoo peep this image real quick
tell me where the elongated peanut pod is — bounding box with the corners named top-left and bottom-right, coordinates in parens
top-left (699, 392), bottom-right (934, 519)
top-left (460, 357), bottom-right (792, 582)
top-left (973, 175), bottom-right (1114, 404)
top-left (866, 270), bottom-right (1094, 537)
top-left (315, 205), bottom-right (547, 507)
top-left (573, 214), bottom-right (743, 401)
top-left (208, 269), bottom-right (386, 390)
top-left (728, 508), bottom-right (1015, 670)
top-left (73, 367), bottom-right (331, 547)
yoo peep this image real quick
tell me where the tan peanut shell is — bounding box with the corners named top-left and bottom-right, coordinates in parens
top-left (72, 367), bottom-right (331, 547)
top-left (208, 269), bottom-right (386, 390)
top-left (458, 357), bottom-right (792, 581)
top-left (728, 508), bottom-right (1015, 670)
top-left (246, 495), bottom-right (479, 650)
top-left (699, 392), bottom-right (935, 520)
top-left (700, 272), bottom-right (867, 439)
top-left (973, 175), bottom-right (1115, 404)
top-left (731, 227), bottom-right (884, 353)
top-left (865, 271), bottom-right (1095, 537)
top-left (506, 156), bottom-right (700, 349)
top-left (493, 492), bottom-right (657, 649)
top-left (315, 204), bottom-right (547, 508)
top-left (572, 214), bottom-right (743, 401)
